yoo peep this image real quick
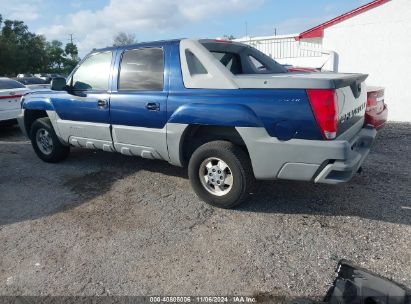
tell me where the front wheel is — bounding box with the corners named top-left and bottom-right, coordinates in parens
top-left (30, 117), bottom-right (70, 163)
top-left (188, 141), bottom-right (254, 209)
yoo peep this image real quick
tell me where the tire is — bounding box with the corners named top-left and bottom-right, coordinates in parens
top-left (30, 117), bottom-right (70, 163)
top-left (188, 140), bottom-right (254, 209)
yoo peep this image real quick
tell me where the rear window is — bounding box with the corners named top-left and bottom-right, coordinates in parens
top-left (201, 41), bottom-right (287, 75)
top-left (249, 55), bottom-right (268, 72)
top-left (0, 79), bottom-right (26, 90)
top-left (211, 52), bottom-right (242, 74)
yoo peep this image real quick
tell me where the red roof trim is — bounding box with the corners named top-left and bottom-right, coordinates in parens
top-left (295, 0), bottom-right (391, 40)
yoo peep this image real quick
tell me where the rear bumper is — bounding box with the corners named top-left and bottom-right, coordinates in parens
top-left (314, 126), bottom-right (376, 184)
top-left (236, 125), bottom-right (377, 184)
top-left (0, 109), bottom-right (20, 122)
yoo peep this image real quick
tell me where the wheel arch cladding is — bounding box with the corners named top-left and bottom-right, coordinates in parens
top-left (24, 109), bottom-right (49, 139)
top-left (179, 125), bottom-right (248, 165)
top-left (22, 97), bottom-right (55, 111)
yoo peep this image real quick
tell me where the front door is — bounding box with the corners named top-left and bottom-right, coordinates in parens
top-left (53, 51), bottom-right (114, 151)
top-left (109, 47), bottom-right (168, 160)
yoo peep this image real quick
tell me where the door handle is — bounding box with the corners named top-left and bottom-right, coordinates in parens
top-left (145, 102), bottom-right (160, 111)
top-left (97, 99), bottom-right (108, 109)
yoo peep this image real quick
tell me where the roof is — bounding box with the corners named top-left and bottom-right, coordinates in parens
top-left (92, 39), bottom-right (183, 54)
top-left (296, 0), bottom-right (391, 40)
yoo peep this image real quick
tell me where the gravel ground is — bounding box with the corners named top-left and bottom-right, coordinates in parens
top-left (0, 123), bottom-right (410, 300)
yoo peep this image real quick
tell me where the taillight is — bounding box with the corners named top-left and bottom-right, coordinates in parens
top-left (366, 91), bottom-right (379, 112)
top-left (307, 89), bottom-right (338, 140)
top-left (366, 88), bottom-right (384, 112)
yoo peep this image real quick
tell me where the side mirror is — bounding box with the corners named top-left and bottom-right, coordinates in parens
top-left (51, 77), bottom-right (67, 91)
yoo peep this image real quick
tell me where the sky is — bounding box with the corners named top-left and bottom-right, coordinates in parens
top-left (0, 0), bottom-right (371, 56)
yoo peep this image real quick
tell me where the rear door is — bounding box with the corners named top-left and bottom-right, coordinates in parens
top-left (53, 51), bottom-right (114, 149)
top-left (109, 47), bottom-right (169, 160)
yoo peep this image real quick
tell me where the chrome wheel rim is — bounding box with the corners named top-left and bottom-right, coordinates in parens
top-left (36, 128), bottom-right (53, 155)
top-left (199, 157), bottom-right (233, 196)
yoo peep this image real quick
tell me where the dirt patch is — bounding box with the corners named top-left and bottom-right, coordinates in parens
top-left (63, 171), bottom-right (118, 197)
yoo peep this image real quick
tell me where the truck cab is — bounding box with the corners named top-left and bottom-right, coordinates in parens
top-left (18, 39), bottom-right (376, 208)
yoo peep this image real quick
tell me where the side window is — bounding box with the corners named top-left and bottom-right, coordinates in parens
top-left (72, 52), bottom-right (112, 91)
top-left (186, 50), bottom-right (208, 75)
top-left (118, 48), bottom-right (164, 91)
top-left (249, 55), bottom-right (268, 72)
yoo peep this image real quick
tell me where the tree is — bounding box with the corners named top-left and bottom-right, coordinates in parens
top-left (46, 40), bottom-right (65, 70)
top-left (113, 32), bottom-right (137, 46)
top-left (26, 34), bottom-right (48, 73)
top-left (0, 19), bottom-right (31, 75)
top-left (65, 42), bottom-right (79, 60)
top-left (0, 15), bottom-right (80, 76)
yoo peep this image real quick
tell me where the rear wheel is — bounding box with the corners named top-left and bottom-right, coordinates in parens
top-left (30, 117), bottom-right (70, 163)
top-left (188, 141), bottom-right (254, 209)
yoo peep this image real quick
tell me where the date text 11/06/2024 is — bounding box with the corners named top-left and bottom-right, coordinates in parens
top-left (149, 296), bottom-right (257, 303)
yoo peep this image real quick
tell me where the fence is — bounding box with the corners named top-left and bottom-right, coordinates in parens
top-left (236, 35), bottom-right (323, 59)
top-left (235, 35), bottom-right (338, 70)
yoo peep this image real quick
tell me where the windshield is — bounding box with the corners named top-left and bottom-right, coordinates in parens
top-left (201, 40), bottom-right (287, 75)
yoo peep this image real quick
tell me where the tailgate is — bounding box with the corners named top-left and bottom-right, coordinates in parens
top-left (335, 75), bottom-right (368, 136)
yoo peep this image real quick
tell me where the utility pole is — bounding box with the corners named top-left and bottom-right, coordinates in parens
top-left (274, 28), bottom-right (277, 36)
top-left (69, 34), bottom-right (74, 44)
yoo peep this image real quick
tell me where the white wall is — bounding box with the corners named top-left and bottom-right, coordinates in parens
top-left (320, 0), bottom-right (411, 122)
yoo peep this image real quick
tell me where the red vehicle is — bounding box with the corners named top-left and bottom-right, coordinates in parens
top-left (365, 87), bottom-right (388, 130)
top-left (286, 66), bottom-right (388, 130)
top-left (286, 66), bottom-right (319, 73)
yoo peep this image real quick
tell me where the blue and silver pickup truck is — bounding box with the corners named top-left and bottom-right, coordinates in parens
top-left (18, 39), bottom-right (376, 208)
